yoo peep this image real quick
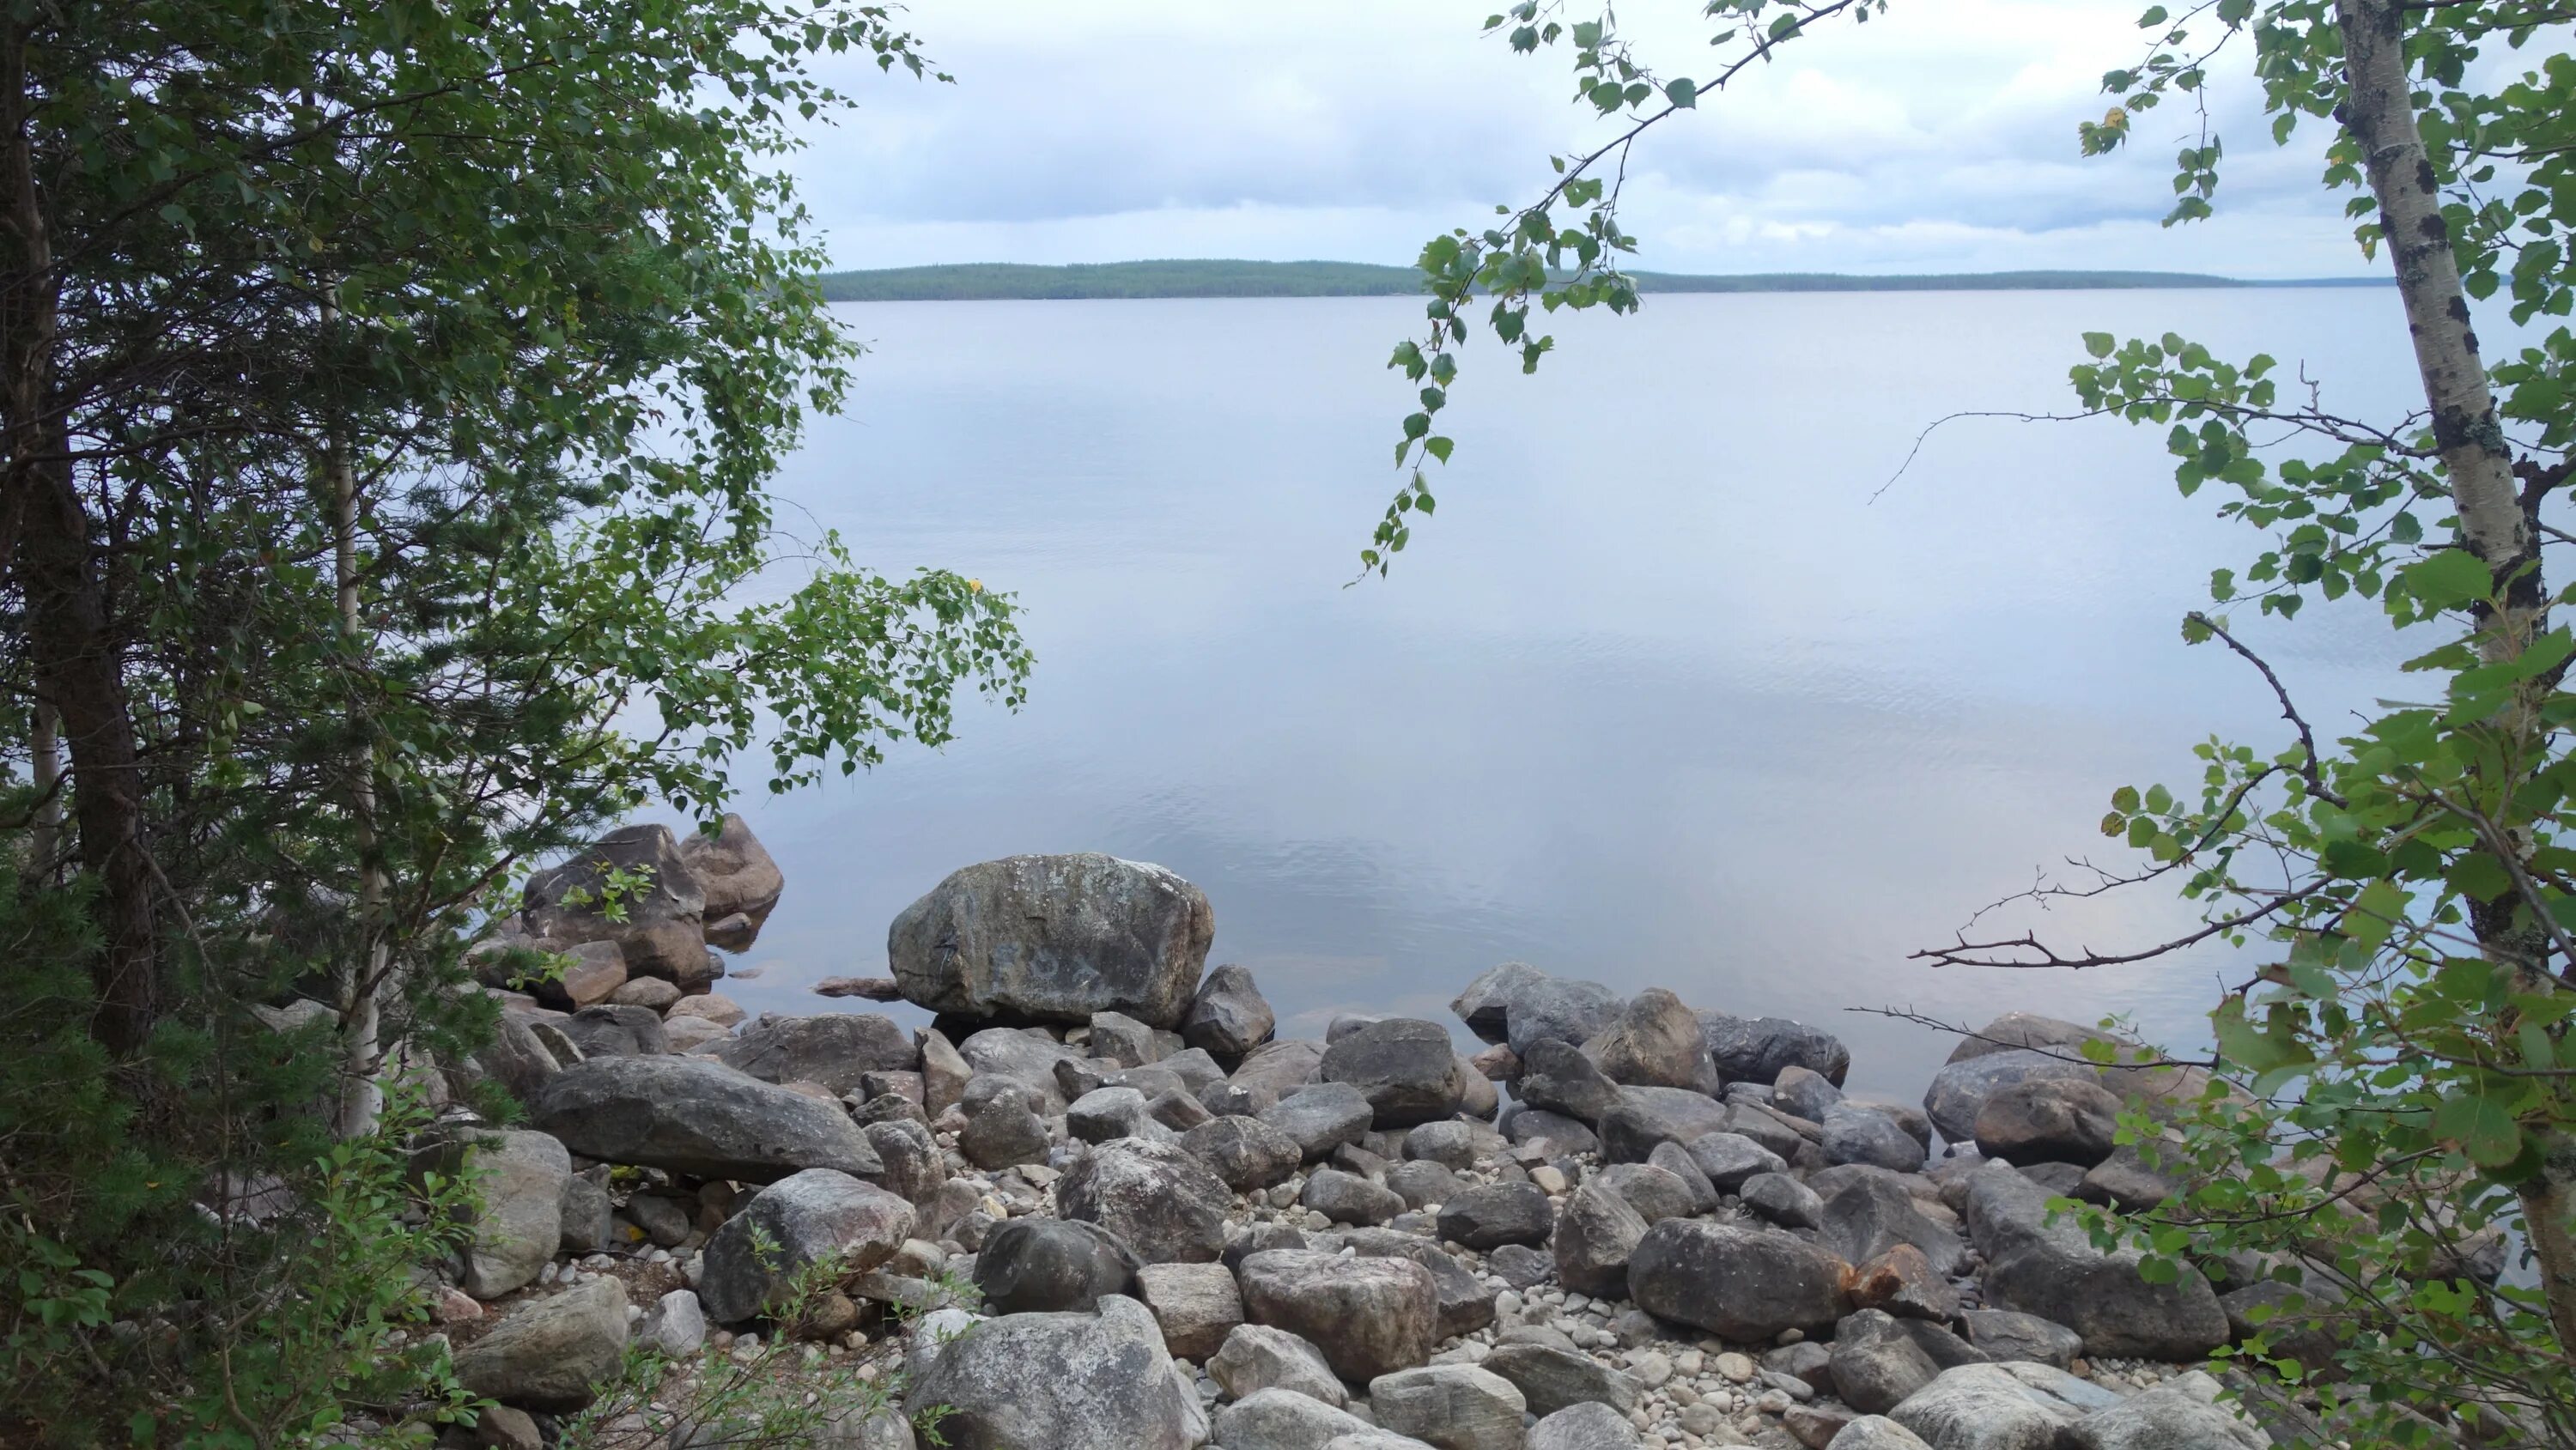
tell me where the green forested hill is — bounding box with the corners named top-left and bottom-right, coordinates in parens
top-left (813, 258), bottom-right (2385, 301)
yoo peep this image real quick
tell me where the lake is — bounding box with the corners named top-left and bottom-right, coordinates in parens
top-left (709, 287), bottom-right (2428, 1098)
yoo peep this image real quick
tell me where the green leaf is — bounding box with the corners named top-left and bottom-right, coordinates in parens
top-left (2083, 331), bottom-right (2117, 358)
top-left (1665, 77), bottom-right (1697, 108)
top-left (2402, 550), bottom-right (2494, 610)
top-left (2433, 1091), bottom-right (2522, 1168)
top-left (2212, 997), bottom-right (2315, 1077)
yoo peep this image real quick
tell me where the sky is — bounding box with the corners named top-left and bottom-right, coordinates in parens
top-left (787, 1), bottom-right (2386, 280)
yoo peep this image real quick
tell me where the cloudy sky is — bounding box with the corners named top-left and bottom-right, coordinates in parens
top-left (787, 1), bottom-right (2381, 280)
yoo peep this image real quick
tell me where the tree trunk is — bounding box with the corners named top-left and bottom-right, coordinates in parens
top-left (4, 22), bottom-right (157, 1052)
top-left (23, 697), bottom-right (60, 887)
top-left (324, 288), bottom-right (388, 1140)
top-left (2336, 0), bottom-right (2576, 1354)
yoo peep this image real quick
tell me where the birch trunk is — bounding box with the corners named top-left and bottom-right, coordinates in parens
top-left (323, 288), bottom-right (388, 1140)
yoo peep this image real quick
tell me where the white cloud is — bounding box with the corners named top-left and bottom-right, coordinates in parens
top-left (785, 0), bottom-right (2382, 278)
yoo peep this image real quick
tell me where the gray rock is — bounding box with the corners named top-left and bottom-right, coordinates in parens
top-left (1321, 1018), bottom-right (1467, 1128)
top-left (1488, 1242), bottom-right (1552, 1289)
top-left (524, 824), bottom-right (711, 986)
top-left (1696, 1012), bottom-right (1850, 1087)
top-left (1453, 962), bottom-right (1547, 1045)
top-left (530, 1054), bottom-right (880, 1183)
top-left (1180, 1113), bottom-right (1305, 1191)
top-left (1822, 1418), bottom-right (1931, 1450)
top-left (920, 1027), bottom-right (972, 1114)
top-left (1184, 963), bottom-right (1277, 1059)
top-left (559, 1002), bottom-right (667, 1058)
top-left (558, 1172), bottom-right (613, 1256)
top-left (1959, 1309), bottom-right (2081, 1368)
top-left (1597, 1087), bottom-right (1731, 1163)
top-left (1830, 1310), bottom-right (1941, 1416)
top-left (959, 1028), bottom-right (1090, 1113)
top-left (1237, 1248), bottom-right (1440, 1381)
top-left (1231, 1038), bottom-right (1329, 1101)
top-left (629, 1192), bottom-right (693, 1247)
top-left (638, 1287), bottom-right (707, 1358)
top-left (1719, 1101), bottom-right (1810, 1161)
top-left (1513, 1039), bottom-right (1624, 1125)
top-left (1550, 1180), bottom-right (1648, 1298)
top-left (888, 854), bottom-right (1214, 1028)
top-left (2064, 1380), bottom-right (2270, 1450)
top-left (1773, 1065), bottom-right (1845, 1124)
top-left (1645, 1141), bottom-right (1719, 1212)
top-left (2073, 1142), bottom-right (2183, 1211)
top-left (676, 812), bottom-right (783, 922)
top-left (453, 1275), bottom-right (629, 1412)
top-left (1149, 1086), bottom-right (1213, 1132)
top-left (1681, 1131), bottom-right (1787, 1192)
top-left (1812, 1165), bottom-right (1965, 1277)
top-left (1088, 1010), bottom-right (1158, 1067)
top-left (1370, 1365), bottom-right (1526, 1450)
top-left (1886, 1363), bottom-right (2084, 1450)
top-left (1587, 988), bottom-right (1715, 1091)
top-left (1741, 1171), bottom-right (1824, 1229)
top-left (1506, 979), bottom-right (1624, 1059)
top-left (1625, 1222), bottom-right (1847, 1340)
top-left (714, 1011), bottom-right (914, 1099)
top-left (1209, 1323), bottom-right (1350, 1406)
top-left (1589, 1163), bottom-right (1698, 1225)
top-left (1158, 1047), bottom-right (1228, 1094)
top-left (453, 1129), bottom-right (569, 1299)
top-left (1403, 1119), bottom-right (1482, 1170)
top-left (1068, 1086), bottom-right (1171, 1144)
top-left (1974, 1077), bottom-right (2124, 1168)
top-left (1134, 1260), bottom-right (1243, 1359)
top-left (1057, 1138), bottom-right (1231, 1264)
top-left (699, 1169), bottom-right (915, 1323)
top-left (1527, 1403), bottom-right (1638, 1450)
top-left (454, 1011), bottom-right (567, 1104)
top-left (1437, 1182), bottom-right (1554, 1249)
top-left (1503, 1107), bottom-right (1599, 1157)
top-left (959, 1104), bottom-right (1052, 1169)
top-left (1261, 1082), bottom-right (1376, 1162)
top-left (1212, 1389), bottom-right (1376, 1450)
top-left (1304, 1167), bottom-right (1406, 1227)
top-left (1823, 1105), bottom-right (1928, 1173)
top-left (864, 1118), bottom-right (944, 1208)
top-left (1946, 1012), bottom-right (2130, 1065)
top-left (973, 1217), bottom-right (1141, 1313)
top-left (905, 1295), bottom-right (1206, 1450)
top-left (1965, 1164), bottom-right (2228, 1360)
top-left (1922, 1049), bottom-right (2103, 1147)
top-left (1480, 1343), bottom-right (1641, 1417)
top-left (1340, 1228), bottom-right (1500, 1339)
top-left (1327, 1013), bottom-right (1387, 1043)
top-left (1456, 1056), bottom-right (1499, 1120)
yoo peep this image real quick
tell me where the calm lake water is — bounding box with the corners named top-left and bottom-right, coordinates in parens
top-left (708, 288), bottom-right (2429, 1097)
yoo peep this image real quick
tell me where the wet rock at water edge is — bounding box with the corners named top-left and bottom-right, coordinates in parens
top-left (1321, 1017), bottom-right (1468, 1128)
top-left (1453, 962), bottom-right (1547, 1045)
top-left (888, 853), bottom-right (1213, 1028)
top-left (523, 824), bottom-right (712, 986)
top-left (1183, 962), bottom-right (1277, 1059)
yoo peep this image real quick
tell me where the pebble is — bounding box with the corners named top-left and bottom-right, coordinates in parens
top-left (1715, 1353), bottom-right (1755, 1383)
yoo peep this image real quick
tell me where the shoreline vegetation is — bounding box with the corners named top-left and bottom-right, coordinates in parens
top-left (813, 258), bottom-right (2393, 302)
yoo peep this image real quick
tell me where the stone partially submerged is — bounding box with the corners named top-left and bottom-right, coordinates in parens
top-left (888, 853), bottom-right (1214, 1028)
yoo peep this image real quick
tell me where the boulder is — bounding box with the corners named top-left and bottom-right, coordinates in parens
top-left (1973, 1077), bottom-right (2124, 1168)
top-left (523, 825), bottom-right (711, 986)
top-left (1453, 962), bottom-right (1547, 1045)
top-left (676, 812), bottom-right (785, 922)
top-left (1056, 1138), bottom-right (1231, 1264)
top-left (1135, 1261), bottom-right (1243, 1359)
top-left (1945, 1012), bottom-right (2128, 1065)
top-left (1505, 979), bottom-right (1624, 1059)
top-left (1179, 1114), bottom-right (1304, 1191)
top-left (453, 1275), bottom-right (629, 1413)
top-left (1922, 1049), bottom-right (2103, 1147)
top-left (1403, 1119), bottom-right (1483, 1169)
top-left (1479, 1343), bottom-right (1640, 1417)
top-left (816, 974), bottom-right (903, 1001)
top-left (1551, 1180), bottom-right (1648, 1298)
top-left (1625, 1222), bottom-right (1847, 1341)
top-left (1231, 1038), bottom-right (1328, 1101)
top-left (1645, 1142), bottom-right (1719, 1213)
top-left (1183, 964), bottom-right (1276, 1059)
top-left (699, 1170), bottom-right (915, 1324)
top-left (1321, 1018), bottom-right (1466, 1128)
top-left (905, 1295), bottom-right (1206, 1450)
top-left (958, 1028), bottom-right (1090, 1113)
top-left (1681, 1131), bottom-right (1787, 1191)
top-left (1719, 1101), bottom-right (1810, 1161)
top-left (864, 1118), bottom-right (944, 1208)
top-left (1598, 1087), bottom-right (1731, 1163)
top-left (2073, 1142), bottom-right (2183, 1211)
top-left (1812, 1165), bottom-right (1965, 1277)
top-left (716, 1012), bottom-right (915, 1099)
top-left (453, 1129), bottom-right (568, 1299)
top-left (1741, 1171), bottom-right (1824, 1230)
top-left (1823, 1105), bottom-right (1928, 1173)
top-left (453, 1011), bottom-right (566, 1104)
top-left (1236, 1249), bottom-right (1440, 1381)
top-left (1527, 1403), bottom-right (1639, 1450)
top-left (887, 854), bottom-right (1213, 1028)
top-left (558, 1002), bottom-right (666, 1058)
top-left (1437, 1182), bottom-right (1554, 1249)
top-left (1304, 1167), bottom-right (1406, 1227)
top-left (530, 1055), bottom-right (879, 1183)
top-left (1697, 1012), bottom-right (1850, 1087)
top-left (1370, 1365), bottom-right (1526, 1450)
top-left (2063, 1377), bottom-right (2270, 1450)
top-left (1823, 1419), bottom-right (1931, 1450)
top-left (1504, 1108), bottom-right (1600, 1158)
top-left (1843, 1244), bottom-right (1959, 1322)
top-left (1886, 1363), bottom-right (2084, 1450)
top-left (973, 1218), bottom-right (1141, 1314)
top-left (1829, 1309), bottom-right (1940, 1415)
top-left (1260, 1082), bottom-right (1376, 1162)
top-left (958, 1104), bottom-right (1052, 1170)
top-left (1068, 1086), bottom-right (1170, 1145)
top-left (1959, 1309), bottom-right (2081, 1368)
top-left (638, 1287), bottom-right (707, 1358)
top-left (1208, 1323), bottom-right (1350, 1407)
top-left (1965, 1164), bottom-right (2227, 1359)
top-left (1456, 1057), bottom-right (1500, 1120)
top-left (532, 940), bottom-right (628, 1011)
top-left (661, 1016), bottom-right (732, 1055)
top-left (1773, 1065), bottom-right (1845, 1124)
top-left (557, 1173), bottom-right (612, 1256)
top-left (1514, 1039), bottom-right (1624, 1125)
top-left (1587, 988), bottom-right (1715, 1090)
top-left (1212, 1388), bottom-right (1376, 1450)
top-left (920, 1028), bottom-right (972, 1114)
top-left (1387, 1159), bottom-right (1463, 1210)
top-left (1339, 1228), bottom-right (1500, 1340)
top-left (1086, 1010), bottom-right (1157, 1067)
top-left (1589, 1163), bottom-right (1699, 1225)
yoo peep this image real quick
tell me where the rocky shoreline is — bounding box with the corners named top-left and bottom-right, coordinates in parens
top-left (419, 831), bottom-right (2295, 1450)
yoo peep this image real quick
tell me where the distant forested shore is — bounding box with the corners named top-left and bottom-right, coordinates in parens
top-left (815, 258), bottom-right (2391, 302)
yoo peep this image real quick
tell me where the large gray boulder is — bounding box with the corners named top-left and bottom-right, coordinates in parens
top-left (1514, 1040), bottom-right (1623, 1125)
top-left (1438, 1182), bottom-right (1554, 1250)
top-left (973, 1217), bottom-right (1141, 1314)
top-left (888, 854), bottom-right (1213, 1028)
top-left (1068, 1086), bottom-right (1172, 1145)
top-left (1210, 1324), bottom-right (1351, 1406)
top-left (2064, 1375), bottom-right (2270, 1450)
top-left (530, 1054), bottom-right (880, 1183)
top-left (906, 1295), bottom-right (1206, 1450)
top-left (1527, 1403), bottom-right (1639, 1450)
top-left (1231, 1038), bottom-right (1328, 1101)
top-left (1586, 988), bottom-right (1715, 1090)
top-left (864, 1117), bottom-right (944, 1209)
top-left (1260, 1082), bottom-right (1376, 1162)
top-left (1179, 1114), bottom-right (1304, 1191)
top-left (1135, 1261), bottom-right (1243, 1359)
top-left (1965, 1164), bottom-right (2228, 1359)
top-left (1340, 1228), bottom-right (1499, 1340)
top-left (1812, 1165), bottom-right (1965, 1277)
top-left (1370, 1365), bottom-right (1526, 1450)
top-left (1321, 1018), bottom-right (1466, 1128)
top-left (447, 1128), bottom-right (568, 1300)
top-left (1680, 1131), bottom-right (1787, 1191)
top-left (558, 1002), bottom-right (666, 1058)
top-left (1237, 1249), bottom-right (1440, 1381)
top-left (1479, 1344), bottom-right (1641, 1417)
top-left (1823, 1104), bottom-right (1928, 1173)
top-left (1625, 1221), bottom-right (1847, 1341)
top-left (958, 1027), bottom-right (1091, 1113)
top-left (676, 812), bottom-right (785, 922)
top-left (1697, 1011), bottom-right (1850, 1087)
top-left (1830, 1310), bottom-right (1941, 1416)
top-left (1973, 1077), bottom-right (2124, 1168)
top-left (699, 1169), bottom-right (915, 1324)
top-left (1959, 1309), bottom-right (2081, 1368)
top-left (1825, 1418), bottom-right (1933, 1450)
top-left (1597, 1086), bottom-right (1731, 1163)
top-left (1922, 1049), bottom-right (2103, 1146)
top-left (1212, 1388), bottom-right (1376, 1450)
top-left (1589, 1163), bottom-right (1699, 1225)
top-left (1056, 1138), bottom-right (1231, 1264)
top-left (453, 1275), bottom-right (629, 1413)
top-left (524, 825), bottom-right (712, 986)
top-left (1551, 1180), bottom-right (1649, 1297)
top-left (1183, 964), bottom-right (1276, 1059)
top-left (1886, 1363), bottom-right (2085, 1450)
top-left (1303, 1168), bottom-right (1406, 1227)
top-left (1453, 962), bottom-right (1547, 1045)
top-left (1506, 979), bottom-right (1623, 1058)
top-left (1741, 1170), bottom-right (1824, 1230)
top-left (716, 1012), bottom-right (915, 1098)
